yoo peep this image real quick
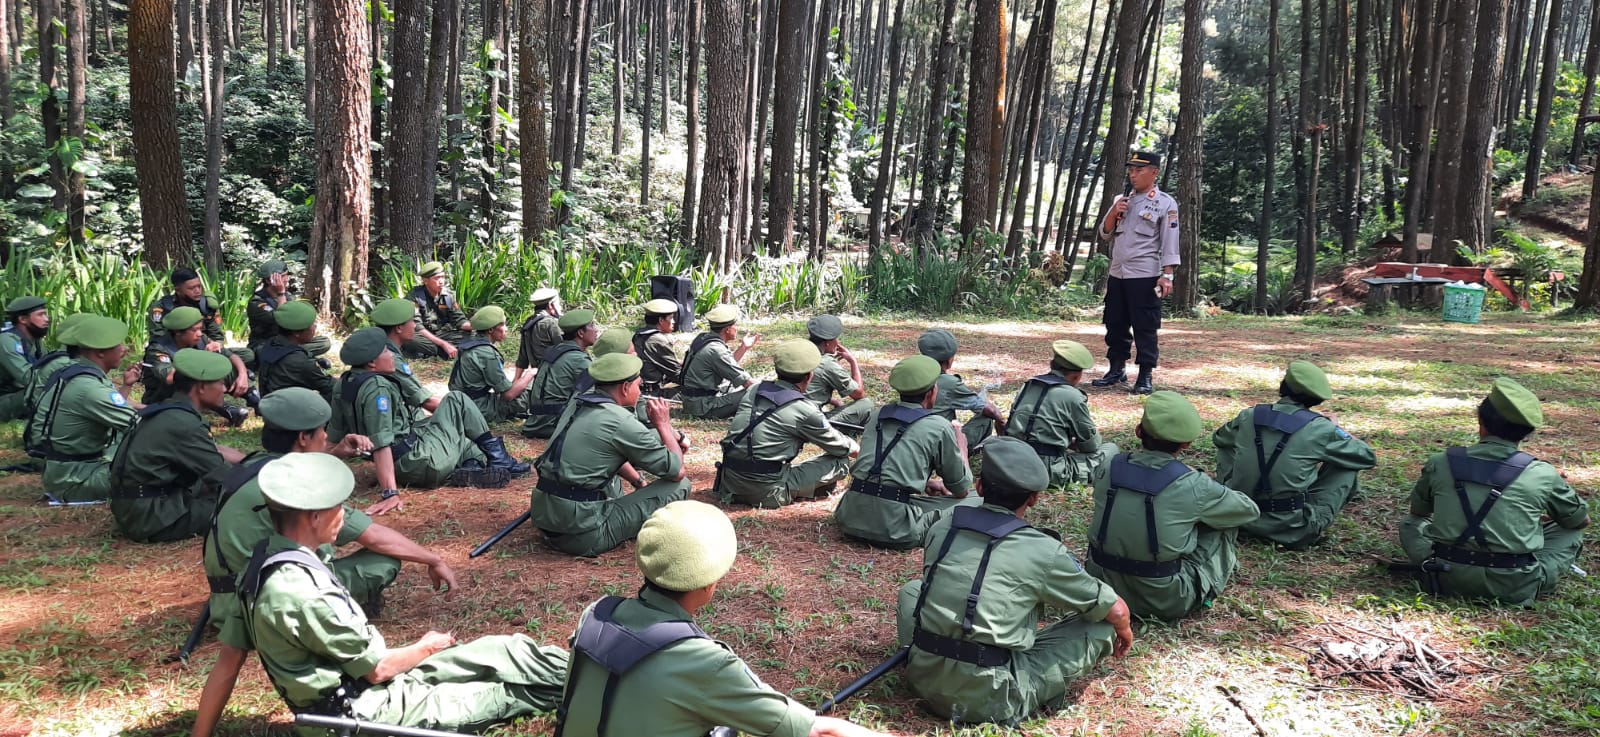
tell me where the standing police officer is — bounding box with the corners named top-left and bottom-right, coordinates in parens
top-left (1092, 151), bottom-right (1179, 395)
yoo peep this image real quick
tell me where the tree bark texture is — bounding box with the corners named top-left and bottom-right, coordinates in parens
top-left (1173, 0), bottom-right (1202, 309)
top-left (961, 0), bottom-right (1007, 240)
top-left (388, 0), bottom-right (453, 256)
top-left (1457, 0), bottom-right (1508, 255)
top-left (129, 0), bottom-right (195, 269)
top-left (1341, 0), bottom-right (1370, 255)
top-left (203, 0), bottom-right (225, 270)
top-left (695, 0), bottom-right (748, 269)
top-left (1569, 0), bottom-right (1600, 166)
top-left (1521, 0), bottom-right (1564, 200)
top-left (64, 0), bottom-right (86, 245)
top-left (1095, 0), bottom-right (1152, 257)
top-left (764, 0), bottom-right (808, 254)
top-left (308, 0), bottom-right (372, 316)
top-left (682, 0), bottom-right (704, 248)
top-left (910, 0), bottom-right (959, 248)
top-left (1430, 0), bottom-right (1478, 259)
top-left (866, 0), bottom-right (906, 253)
top-left (520, 0), bottom-right (551, 246)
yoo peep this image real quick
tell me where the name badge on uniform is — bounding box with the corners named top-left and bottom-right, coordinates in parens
top-left (376, 396), bottom-right (390, 414)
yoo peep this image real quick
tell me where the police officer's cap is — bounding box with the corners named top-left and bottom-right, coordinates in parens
top-left (6, 296), bottom-right (46, 315)
top-left (274, 301), bottom-right (318, 332)
top-left (530, 287), bottom-right (560, 306)
top-left (917, 329), bottom-right (958, 363)
top-left (589, 353), bottom-right (642, 384)
top-left (772, 340), bottom-right (822, 375)
top-left (1284, 361), bottom-right (1333, 402)
top-left (1127, 151), bottom-right (1162, 168)
top-left (340, 327), bottom-right (390, 367)
top-left (705, 304), bottom-right (741, 328)
top-left (1487, 377), bottom-right (1543, 429)
top-left (889, 355), bottom-right (941, 394)
top-left (1140, 390), bottom-right (1204, 443)
top-left (371, 298), bottom-right (417, 328)
top-left (418, 261), bottom-right (446, 278)
top-left (54, 313), bottom-right (94, 347)
top-left (643, 298), bottom-right (678, 317)
top-left (637, 500), bottom-right (738, 592)
top-left (806, 314), bottom-right (844, 341)
top-left (73, 315), bottom-right (128, 350)
top-left (174, 348), bottom-right (233, 382)
top-left (1051, 340), bottom-right (1094, 371)
top-left (592, 328), bottom-right (633, 357)
top-left (980, 437), bottom-right (1050, 495)
top-left (258, 388), bottom-right (333, 432)
top-left (259, 453), bottom-right (354, 511)
top-left (257, 259), bottom-right (288, 279)
top-left (558, 309), bottom-right (596, 332)
top-left (470, 305), bottom-right (507, 331)
top-left (163, 306), bottom-right (204, 331)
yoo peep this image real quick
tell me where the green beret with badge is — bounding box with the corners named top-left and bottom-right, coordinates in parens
top-left (643, 298), bottom-right (678, 317)
top-left (6, 296), bottom-right (46, 316)
top-left (980, 436), bottom-right (1050, 495)
top-left (1487, 377), bottom-right (1543, 429)
top-left (1284, 360), bottom-right (1332, 402)
top-left (1140, 390), bottom-right (1203, 444)
top-left (530, 287), bottom-right (560, 306)
top-left (806, 314), bottom-right (843, 341)
top-left (1051, 339), bottom-right (1093, 371)
top-left (590, 353), bottom-right (643, 384)
top-left (340, 326), bottom-right (390, 367)
top-left (371, 298), bottom-right (417, 328)
top-left (53, 313), bottom-right (94, 347)
top-left (559, 308), bottom-right (596, 332)
top-left (258, 387), bottom-right (333, 432)
top-left (72, 316), bottom-right (128, 350)
top-left (593, 328), bottom-right (633, 357)
top-left (273, 301), bottom-right (318, 332)
top-left (257, 259), bottom-right (288, 279)
top-left (705, 304), bottom-right (741, 329)
top-left (162, 305), bottom-right (204, 331)
top-left (174, 348), bottom-right (233, 381)
top-left (470, 305), bottom-right (507, 331)
top-left (889, 355), bottom-right (941, 394)
top-left (418, 261), bottom-right (446, 278)
top-left (772, 340), bottom-right (821, 375)
top-left (917, 328), bottom-right (958, 363)
top-left (636, 500), bottom-right (738, 592)
top-left (258, 453), bottom-right (354, 511)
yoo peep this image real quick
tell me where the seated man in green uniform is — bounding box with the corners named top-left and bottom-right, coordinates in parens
top-left (147, 267), bottom-right (226, 345)
top-left (896, 437), bottom-right (1134, 725)
top-left (142, 305), bottom-right (256, 426)
top-left (403, 261), bottom-right (472, 359)
top-left (531, 353), bottom-right (691, 557)
top-left (109, 349), bottom-right (248, 542)
top-left (523, 309), bottom-right (599, 438)
top-left (0, 296), bottom-right (49, 421)
top-left (1005, 340), bottom-right (1117, 489)
top-left (190, 388), bottom-right (457, 737)
top-left (917, 328), bottom-right (1008, 451)
top-left (372, 297), bottom-right (444, 417)
top-left (715, 340), bottom-right (858, 509)
top-left (804, 314), bottom-right (874, 434)
top-left (557, 500), bottom-right (891, 737)
top-left (679, 304), bottom-right (760, 420)
top-left (513, 287), bottom-right (564, 380)
top-left (330, 328), bottom-right (528, 509)
top-left (632, 298), bottom-right (683, 397)
top-left (1212, 361), bottom-right (1377, 549)
top-left (25, 316), bottom-right (143, 503)
top-left (834, 355), bottom-right (978, 549)
top-left (254, 301), bottom-right (335, 400)
top-left (449, 306), bottom-right (537, 422)
top-left (245, 259), bottom-right (331, 360)
top-left (1399, 378), bottom-right (1590, 605)
top-left (20, 312), bottom-right (94, 422)
top-left (1084, 391), bottom-right (1260, 621)
top-left (239, 453), bottom-right (570, 732)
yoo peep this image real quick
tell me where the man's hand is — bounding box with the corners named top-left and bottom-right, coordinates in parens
top-left (1107, 597), bottom-right (1135, 657)
top-left (418, 630), bottom-right (456, 654)
top-left (1155, 275), bottom-right (1174, 298)
top-left (459, 321), bottom-right (472, 332)
top-left (366, 494), bottom-right (404, 516)
top-left (121, 365), bottom-right (142, 386)
top-left (269, 272), bottom-right (289, 296)
top-left (205, 342), bottom-right (223, 353)
top-left (1110, 197), bottom-right (1130, 219)
top-left (740, 333), bottom-right (760, 350)
top-left (810, 716), bottom-right (891, 737)
top-left (333, 434), bottom-right (375, 458)
top-left (835, 343), bottom-right (856, 365)
top-left (428, 561), bottom-right (459, 597)
top-left (230, 373), bottom-right (250, 397)
top-left (925, 478), bottom-right (951, 497)
top-left (442, 343), bottom-right (458, 359)
top-left (645, 397), bottom-right (673, 426)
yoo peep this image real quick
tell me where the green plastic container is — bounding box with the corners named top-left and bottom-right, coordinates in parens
top-left (1442, 284), bottom-right (1486, 324)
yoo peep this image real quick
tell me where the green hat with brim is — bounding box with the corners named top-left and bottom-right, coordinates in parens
top-left (259, 453), bottom-right (354, 511)
top-left (643, 298), bottom-right (678, 317)
top-left (590, 353), bottom-right (643, 384)
top-left (54, 313), bottom-right (94, 347)
top-left (530, 287), bottom-right (559, 305)
top-left (593, 328), bottom-right (633, 357)
top-left (372, 298), bottom-right (417, 328)
top-left (418, 261), bottom-right (446, 278)
top-left (257, 259), bottom-right (288, 279)
top-left (162, 306), bottom-right (204, 331)
top-left (6, 296), bottom-right (46, 315)
top-left (807, 314), bottom-right (844, 341)
top-left (73, 316), bottom-right (128, 350)
top-left (258, 387), bottom-right (333, 432)
top-left (1051, 340), bottom-right (1093, 371)
top-left (1140, 390), bottom-right (1204, 444)
top-left (637, 500), bottom-right (738, 591)
top-left (558, 309), bottom-right (596, 332)
top-left (772, 340), bottom-right (822, 375)
top-left (917, 329), bottom-right (958, 363)
top-left (889, 355), bottom-right (941, 394)
top-left (980, 436), bottom-right (1050, 495)
top-left (274, 301), bottom-right (318, 332)
top-left (1488, 377), bottom-right (1543, 429)
top-left (341, 327), bottom-right (390, 367)
top-left (174, 348), bottom-right (233, 382)
top-left (470, 305), bottom-right (507, 331)
top-left (705, 304), bottom-right (741, 328)
top-left (1284, 360), bottom-right (1332, 402)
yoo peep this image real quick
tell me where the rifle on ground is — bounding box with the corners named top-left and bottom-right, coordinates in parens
top-left (828, 420), bottom-right (865, 434)
top-left (172, 602), bottom-right (211, 663)
top-left (816, 646), bottom-right (909, 715)
top-left (294, 714), bottom-right (469, 737)
top-left (470, 511), bottom-right (531, 558)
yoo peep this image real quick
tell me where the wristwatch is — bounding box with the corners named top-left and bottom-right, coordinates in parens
top-left (380, 488), bottom-right (400, 500)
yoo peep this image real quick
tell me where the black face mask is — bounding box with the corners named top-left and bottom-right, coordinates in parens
top-left (23, 321), bottom-right (48, 340)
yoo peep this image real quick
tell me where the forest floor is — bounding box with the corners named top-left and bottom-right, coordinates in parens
top-left (2, 310), bottom-right (1598, 737)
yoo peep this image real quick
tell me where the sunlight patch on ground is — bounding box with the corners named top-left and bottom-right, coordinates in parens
top-left (1212, 363), bottom-right (1288, 386)
top-left (1385, 394), bottom-right (1479, 415)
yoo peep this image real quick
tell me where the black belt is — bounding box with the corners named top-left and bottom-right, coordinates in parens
top-left (110, 485), bottom-right (182, 500)
top-left (207, 575), bottom-right (236, 594)
top-left (849, 479), bottom-right (913, 503)
top-left (681, 386), bottom-right (719, 398)
top-left (389, 432), bottom-right (420, 460)
top-left (1432, 544), bottom-right (1537, 569)
top-left (463, 386), bottom-right (492, 400)
top-left (718, 454), bottom-right (786, 475)
top-left (536, 477), bottom-right (607, 502)
top-left (1256, 495), bottom-right (1305, 513)
top-left (1025, 440), bottom-right (1066, 458)
top-left (294, 679), bottom-right (370, 717)
top-left (1088, 544), bottom-right (1184, 578)
top-left (912, 628), bottom-right (1012, 667)
top-left (528, 403), bottom-right (566, 416)
top-left (27, 447), bottom-right (101, 462)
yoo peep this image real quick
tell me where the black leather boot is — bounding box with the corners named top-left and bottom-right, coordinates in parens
top-left (1131, 367), bottom-right (1155, 395)
top-left (221, 405), bottom-right (250, 427)
top-left (1091, 362), bottom-right (1128, 387)
top-left (476, 434), bottom-right (531, 476)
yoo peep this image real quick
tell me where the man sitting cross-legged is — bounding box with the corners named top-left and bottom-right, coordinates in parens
top-left (1005, 340), bottom-right (1118, 489)
top-left (448, 305), bottom-right (538, 422)
top-left (522, 309), bottom-right (599, 438)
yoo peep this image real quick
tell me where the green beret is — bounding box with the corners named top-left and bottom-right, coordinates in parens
top-left (637, 500), bottom-right (738, 591)
top-left (53, 313), bottom-right (94, 347)
top-left (72, 316), bottom-right (128, 350)
top-left (643, 298), bottom-right (678, 317)
top-left (257, 259), bottom-right (288, 279)
top-left (371, 298), bottom-right (417, 328)
top-left (590, 353), bottom-right (643, 384)
top-left (259, 453), bottom-right (353, 511)
top-left (917, 329), bottom-right (958, 362)
top-left (889, 355), bottom-right (941, 394)
top-left (340, 327), bottom-right (390, 366)
top-left (592, 328), bottom-right (633, 357)
top-left (6, 296), bottom-right (46, 315)
top-left (1487, 377), bottom-right (1543, 429)
top-left (173, 348), bottom-right (233, 382)
top-left (470, 305), bottom-right (507, 331)
top-left (772, 340), bottom-right (822, 375)
top-left (162, 306), bottom-right (204, 331)
top-left (274, 301), bottom-right (318, 332)
top-left (558, 309), bottom-right (596, 331)
top-left (705, 304), bottom-right (741, 328)
top-left (1051, 340), bottom-right (1093, 371)
top-left (806, 314), bottom-right (843, 341)
top-left (1284, 361), bottom-right (1332, 402)
top-left (980, 436), bottom-right (1050, 495)
top-left (530, 287), bottom-right (560, 305)
top-left (1140, 390), bottom-right (1204, 444)
top-left (258, 387), bottom-right (333, 432)
top-left (418, 261), bottom-right (446, 278)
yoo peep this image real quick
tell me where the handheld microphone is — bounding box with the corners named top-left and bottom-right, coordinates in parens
top-left (1113, 181), bottom-right (1134, 236)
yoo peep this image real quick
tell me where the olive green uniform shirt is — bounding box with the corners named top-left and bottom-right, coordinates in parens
top-left (680, 336), bottom-right (752, 419)
top-left (716, 381), bottom-right (857, 507)
top-left (522, 343), bottom-right (591, 437)
top-left (22, 350), bottom-right (76, 418)
top-left (0, 327), bottom-right (42, 395)
top-left (257, 335), bottom-right (335, 400)
top-left (385, 340), bottom-right (435, 418)
top-left (834, 402), bottom-right (976, 548)
top-left (331, 372), bottom-right (489, 488)
top-left (140, 335), bottom-right (247, 405)
top-left (515, 312), bottom-right (563, 370)
top-left (406, 284), bottom-right (470, 343)
top-left (108, 401), bottom-right (230, 542)
top-left (147, 294), bottom-right (226, 344)
top-left (28, 359), bottom-right (138, 502)
top-left (449, 339), bottom-right (524, 422)
top-left (1005, 373), bottom-right (1111, 487)
top-left (634, 329), bottom-right (681, 388)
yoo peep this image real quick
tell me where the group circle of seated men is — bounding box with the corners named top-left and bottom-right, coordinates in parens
top-left (0, 256), bottom-right (1588, 736)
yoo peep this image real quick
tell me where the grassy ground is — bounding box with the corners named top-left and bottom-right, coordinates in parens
top-left (1, 309), bottom-right (1597, 737)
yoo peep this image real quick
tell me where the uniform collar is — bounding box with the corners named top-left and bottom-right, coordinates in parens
top-left (1274, 397), bottom-right (1308, 410)
top-left (1130, 448), bottom-right (1180, 463)
top-left (1478, 436), bottom-right (1521, 451)
top-left (774, 379), bottom-right (802, 391)
top-left (637, 585), bottom-right (696, 620)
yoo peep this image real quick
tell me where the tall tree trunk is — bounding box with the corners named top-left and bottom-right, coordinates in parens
top-left (1173, 0), bottom-right (1202, 309)
top-left (520, 0), bottom-right (550, 246)
top-left (1293, 0), bottom-right (1316, 300)
top-left (64, 0), bottom-right (86, 245)
top-left (307, 0), bottom-right (372, 315)
top-left (177, 0), bottom-right (195, 77)
top-left (747, 0), bottom-right (780, 250)
top-left (682, 0), bottom-right (703, 248)
top-left (370, 1), bottom-right (386, 243)
top-left (305, 0), bottom-right (317, 120)
top-left (910, 0), bottom-right (959, 248)
top-left (805, 0), bottom-right (838, 260)
top-left (1518, 0), bottom-right (1545, 117)
top-left (1095, 0), bottom-right (1152, 256)
top-left (1340, 0), bottom-right (1370, 255)
top-left (40, 0), bottom-right (65, 215)
top-left (1500, 0), bottom-right (1528, 124)
top-left (1521, 0), bottom-right (1565, 200)
top-left (866, 0), bottom-right (906, 253)
top-left (479, 0), bottom-right (505, 236)
top-left (130, 0), bottom-right (194, 269)
top-left (1056, 0), bottom-right (1116, 260)
top-left (1403, 0), bottom-right (1441, 261)
top-left (388, 0), bottom-right (454, 256)
top-left (1257, 0), bottom-right (1281, 312)
top-left (1576, 170), bottom-right (1600, 308)
top-left (1458, 0), bottom-right (1508, 255)
top-left (202, 0), bottom-right (225, 270)
top-left (0, 0), bottom-right (10, 130)
top-left (573, 0), bottom-right (594, 168)
top-left (266, 0), bottom-right (278, 69)
top-left (641, 0), bottom-right (654, 205)
top-left (1004, 0), bottom-right (1055, 260)
top-left (764, 0), bottom-right (808, 254)
top-left (695, 0), bottom-right (748, 269)
top-left (612, 0), bottom-right (624, 156)
top-left (961, 0), bottom-right (1007, 241)
top-left (1572, 0), bottom-right (1600, 166)
top-left (1431, 0), bottom-right (1478, 258)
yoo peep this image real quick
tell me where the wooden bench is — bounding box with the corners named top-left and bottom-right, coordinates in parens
top-left (1361, 276), bottom-right (1452, 313)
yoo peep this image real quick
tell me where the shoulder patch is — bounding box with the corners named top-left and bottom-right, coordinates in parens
top-left (110, 391), bottom-right (127, 406)
top-left (157, 354), bottom-right (171, 363)
top-left (13, 343), bottom-right (22, 354)
top-left (400, 363), bottom-right (413, 376)
top-left (375, 396), bottom-right (390, 413)
top-left (152, 311), bottom-right (164, 323)
top-left (1334, 426), bottom-right (1351, 439)
top-left (262, 304), bottom-right (274, 312)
